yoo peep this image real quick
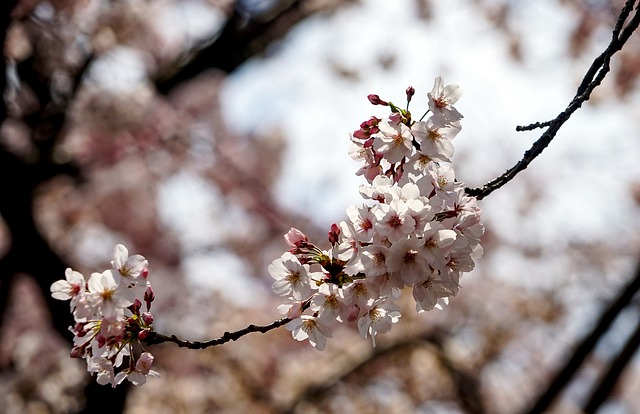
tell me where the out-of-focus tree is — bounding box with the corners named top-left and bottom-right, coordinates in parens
top-left (1, 0), bottom-right (640, 413)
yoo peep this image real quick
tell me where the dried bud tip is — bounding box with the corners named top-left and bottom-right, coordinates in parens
top-left (328, 223), bottom-right (341, 245)
top-left (367, 94), bottom-right (388, 106)
top-left (405, 86), bottom-right (415, 102)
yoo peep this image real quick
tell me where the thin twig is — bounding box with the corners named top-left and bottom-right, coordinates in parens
top-left (145, 317), bottom-right (291, 349)
top-left (467, 0), bottom-right (640, 201)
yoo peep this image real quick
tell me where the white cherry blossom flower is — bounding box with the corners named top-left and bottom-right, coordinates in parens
top-left (413, 276), bottom-right (455, 312)
top-left (87, 270), bottom-right (135, 319)
top-left (286, 315), bottom-right (332, 351)
top-left (88, 357), bottom-right (115, 386)
top-left (346, 205), bottom-right (376, 243)
top-left (412, 115), bottom-right (460, 161)
top-left (357, 298), bottom-right (401, 346)
top-left (360, 244), bottom-right (391, 278)
top-left (386, 237), bottom-right (431, 286)
top-left (269, 252), bottom-right (313, 300)
top-left (374, 199), bottom-right (416, 243)
top-left (372, 119), bottom-right (414, 164)
top-left (311, 283), bottom-right (345, 323)
top-left (51, 268), bottom-right (86, 309)
top-left (428, 76), bottom-right (463, 122)
top-left (111, 244), bottom-right (148, 286)
top-left (420, 222), bottom-right (457, 271)
top-left (113, 352), bottom-right (159, 386)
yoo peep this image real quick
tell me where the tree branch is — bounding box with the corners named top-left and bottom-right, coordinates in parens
top-left (145, 316), bottom-right (291, 349)
top-left (281, 332), bottom-right (485, 414)
top-left (581, 305), bottom-right (640, 414)
top-left (155, 0), bottom-right (347, 94)
top-left (522, 258), bottom-right (640, 414)
top-left (466, 0), bottom-right (640, 201)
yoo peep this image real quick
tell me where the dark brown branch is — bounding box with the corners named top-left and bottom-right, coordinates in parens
top-left (467, 0), bottom-right (640, 201)
top-left (281, 332), bottom-right (485, 414)
top-left (155, 0), bottom-right (311, 94)
top-left (145, 316), bottom-right (291, 349)
top-left (522, 259), bottom-right (640, 414)
top-left (0, 0), bottom-right (19, 124)
top-left (581, 306), bottom-right (640, 414)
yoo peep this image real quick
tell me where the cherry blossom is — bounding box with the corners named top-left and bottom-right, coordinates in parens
top-left (411, 115), bottom-right (461, 161)
top-left (52, 78), bottom-right (484, 383)
top-left (286, 315), bottom-right (332, 351)
top-left (87, 270), bottom-right (135, 319)
top-left (269, 252), bottom-right (314, 300)
top-left (50, 268), bottom-right (86, 309)
top-left (427, 76), bottom-right (463, 122)
top-left (357, 298), bottom-right (401, 346)
top-left (271, 78), bottom-right (484, 351)
top-left (372, 118), bottom-right (414, 163)
top-left (50, 245), bottom-right (158, 387)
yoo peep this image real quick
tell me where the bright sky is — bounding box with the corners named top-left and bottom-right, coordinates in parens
top-left (221, 0), bottom-right (640, 252)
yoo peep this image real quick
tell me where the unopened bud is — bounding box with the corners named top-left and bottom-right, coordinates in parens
top-left (96, 334), bottom-right (107, 348)
top-left (347, 305), bottom-right (361, 322)
top-left (140, 267), bottom-right (149, 279)
top-left (406, 86), bottom-right (415, 102)
top-left (129, 298), bottom-right (141, 315)
top-left (70, 345), bottom-right (85, 358)
top-left (141, 312), bottom-right (154, 325)
top-left (367, 94), bottom-right (388, 106)
top-left (73, 322), bottom-right (86, 335)
top-left (389, 113), bottom-right (402, 124)
top-left (138, 329), bottom-right (151, 341)
top-left (284, 228), bottom-right (308, 248)
top-left (328, 223), bottom-right (341, 245)
top-left (144, 284), bottom-right (155, 311)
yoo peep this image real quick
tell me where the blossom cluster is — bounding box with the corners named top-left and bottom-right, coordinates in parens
top-left (271, 77), bottom-right (484, 350)
top-left (50, 244), bottom-right (159, 386)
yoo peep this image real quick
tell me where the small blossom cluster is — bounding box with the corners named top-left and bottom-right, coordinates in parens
top-left (271, 77), bottom-right (484, 350)
top-left (50, 244), bottom-right (159, 386)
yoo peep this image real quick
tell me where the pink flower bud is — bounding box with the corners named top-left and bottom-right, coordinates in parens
top-left (144, 285), bottom-right (155, 311)
top-left (138, 329), bottom-right (150, 340)
top-left (367, 94), bottom-right (388, 106)
top-left (129, 298), bottom-right (142, 315)
top-left (406, 86), bottom-right (415, 102)
top-left (353, 129), bottom-right (370, 139)
top-left (284, 228), bottom-right (308, 247)
top-left (140, 267), bottom-right (149, 279)
top-left (347, 305), bottom-right (361, 323)
top-left (73, 322), bottom-right (86, 335)
top-left (389, 113), bottom-right (402, 124)
top-left (70, 345), bottom-right (85, 358)
top-left (328, 223), bottom-right (341, 245)
top-left (141, 312), bottom-right (154, 325)
top-left (96, 334), bottom-right (107, 348)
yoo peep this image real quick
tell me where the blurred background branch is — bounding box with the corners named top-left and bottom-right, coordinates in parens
top-left (2, 0), bottom-right (640, 413)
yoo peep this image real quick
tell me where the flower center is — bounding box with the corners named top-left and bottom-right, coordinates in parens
top-left (388, 215), bottom-right (402, 229)
top-left (369, 308), bottom-right (383, 322)
top-left (403, 250), bottom-right (418, 264)
top-left (302, 319), bottom-right (316, 334)
top-left (373, 251), bottom-right (386, 266)
top-left (392, 133), bottom-right (404, 148)
top-left (286, 271), bottom-right (301, 284)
